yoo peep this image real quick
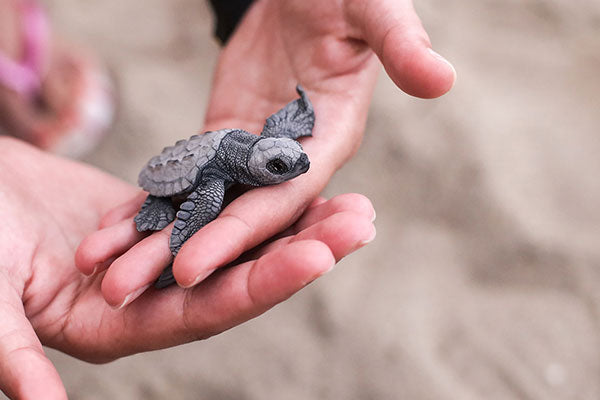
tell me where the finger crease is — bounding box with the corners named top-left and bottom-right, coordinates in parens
top-left (181, 288), bottom-right (205, 342)
top-left (219, 214), bottom-right (254, 246)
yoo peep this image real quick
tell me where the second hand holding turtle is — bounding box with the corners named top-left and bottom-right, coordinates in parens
top-left (134, 86), bottom-right (315, 288)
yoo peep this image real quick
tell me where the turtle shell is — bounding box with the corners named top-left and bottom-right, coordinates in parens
top-left (138, 129), bottom-right (232, 197)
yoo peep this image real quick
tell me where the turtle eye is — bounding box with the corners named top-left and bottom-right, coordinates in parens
top-left (266, 158), bottom-right (289, 174)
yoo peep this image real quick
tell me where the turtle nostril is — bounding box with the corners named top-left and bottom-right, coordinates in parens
top-left (297, 154), bottom-right (310, 173)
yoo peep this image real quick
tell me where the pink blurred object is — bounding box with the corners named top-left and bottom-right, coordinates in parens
top-left (0, 0), bottom-right (48, 98)
top-left (0, 0), bottom-right (115, 158)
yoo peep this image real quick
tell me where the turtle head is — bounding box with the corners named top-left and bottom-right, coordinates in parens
top-left (247, 137), bottom-right (310, 185)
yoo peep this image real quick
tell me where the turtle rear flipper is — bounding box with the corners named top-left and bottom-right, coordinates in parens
top-left (155, 264), bottom-right (175, 289)
top-left (260, 85), bottom-right (315, 140)
top-left (134, 195), bottom-right (176, 232)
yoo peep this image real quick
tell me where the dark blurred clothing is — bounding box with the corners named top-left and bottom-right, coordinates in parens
top-left (208, 0), bottom-right (254, 44)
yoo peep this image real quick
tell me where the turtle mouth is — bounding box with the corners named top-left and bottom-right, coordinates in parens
top-left (294, 153), bottom-right (310, 174)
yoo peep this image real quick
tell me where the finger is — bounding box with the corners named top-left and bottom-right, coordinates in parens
top-left (116, 240), bottom-right (335, 350)
top-left (0, 283), bottom-right (67, 399)
top-left (346, 0), bottom-right (456, 98)
top-left (100, 227), bottom-right (173, 308)
top-left (95, 192), bottom-right (331, 305)
top-left (307, 196), bottom-right (328, 209)
top-left (98, 191), bottom-right (147, 229)
top-left (75, 218), bottom-right (147, 276)
top-left (183, 240), bottom-right (335, 336)
top-left (244, 210), bottom-right (376, 262)
top-left (268, 192), bottom-right (374, 243)
top-left (172, 169), bottom-right (326, 288)
top-left (289, 193), bottom-right (375, 234)
top-left (101, 193), bottom-right (334, 302)
top-left (105, 196), bottom-right (375, 307)
top-left (293, 210), bottom-right (377, 260)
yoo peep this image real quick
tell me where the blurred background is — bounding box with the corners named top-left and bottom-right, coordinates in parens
top-left (5, 0), bottom-right (600, 398)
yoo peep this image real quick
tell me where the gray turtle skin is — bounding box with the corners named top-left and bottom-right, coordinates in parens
top-left (134, 86), bottom-right (315, 288)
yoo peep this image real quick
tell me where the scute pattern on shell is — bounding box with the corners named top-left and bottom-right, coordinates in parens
top-left (138, 130), bottom-right (233, 196)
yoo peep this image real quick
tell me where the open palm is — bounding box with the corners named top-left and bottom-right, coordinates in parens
top-left (77, 0), bottom-right (455, 304)
top-left (0, 138), bottom-right (375, 399)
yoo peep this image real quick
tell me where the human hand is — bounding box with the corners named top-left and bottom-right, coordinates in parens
top-left (0, 138), bottom-right (375, 399)
top-left (77, 0), bottom-right (454, 293)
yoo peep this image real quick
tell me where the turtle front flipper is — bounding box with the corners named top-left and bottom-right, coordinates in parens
top-left (169, 178), bottom-right (226, 256)
top-left (134, 195), bottom-right (176, 232)
top-left (260, 85), bottom-right (315, 139)
top-left (154, 178), bottom-right (226, 288)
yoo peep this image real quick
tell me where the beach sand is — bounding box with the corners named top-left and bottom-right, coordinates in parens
top-left (6, 0), bottom-right (600, 398)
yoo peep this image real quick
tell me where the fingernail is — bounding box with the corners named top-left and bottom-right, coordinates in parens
top-left (84, 258), bottom-right (114, 276)
top-left (305, 259), bottom-right (337, 285)
top-left (116, 284), bottom-right (151, 310)
top-left (180, 269), bottom-right (212, 289)
top-left (83, 265), bottom-right (98, 277)
top-left (324, 259), bottom-right (337, 274)
top-left (359, 225), bottom-right (377, 246)
top-left (371, 209), bottom-right (377, 222)
top-left (428, 48), bottom-right (457, 84)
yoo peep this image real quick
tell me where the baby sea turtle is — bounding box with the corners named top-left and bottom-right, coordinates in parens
top-left (134, 86), bottom-right (314, 288)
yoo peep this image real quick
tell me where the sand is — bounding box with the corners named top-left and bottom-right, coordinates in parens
top-left (4, 0), bottom-right (600, 398)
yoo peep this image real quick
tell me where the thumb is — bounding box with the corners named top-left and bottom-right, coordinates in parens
top-left (346, 0), bottom-right (456, 98)
top-left (0, 281), bottom-right (67, 400)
